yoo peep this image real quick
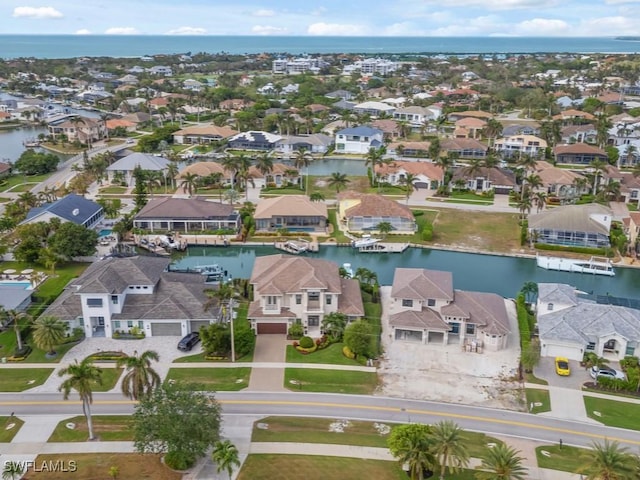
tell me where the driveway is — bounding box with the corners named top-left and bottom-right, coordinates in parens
top-left (247, 334), bottom-right (288, 392)
top-left (533, 357), bottom-right (591, 389)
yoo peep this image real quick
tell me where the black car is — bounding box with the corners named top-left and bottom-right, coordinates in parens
top-left (177, 332), bottom-right (200, 351)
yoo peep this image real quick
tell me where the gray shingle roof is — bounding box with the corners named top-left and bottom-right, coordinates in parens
top-left (23, 194), bottom-right (103, 226)
top-left (74, 256), bottom-right (169, 294)
top-left (537, 283), bottom-right (579, 307)
top-left (106, 152), bottom-right (170, 172)
top-left (135, 197), bottom-right (237, 220)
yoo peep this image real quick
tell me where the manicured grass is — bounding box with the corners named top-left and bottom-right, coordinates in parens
top-left (48, 415), bottom-right (135, 442)
top-left (173, 350), bottom-right (253, 363)
top-left (0, 416), bottom-right (24, 442)
top-left (0, 368), bottom-right (53, 392)
top-left (431, 210), bottom-right (521, 252)
top-left (444, 198), bottom-right (493, 205)
top-left (284, 368), bottom-right (378, 394)
top-left (0, 173), bottom-right (51, 192)
top-left (363, 290), bottom-right (382, 357)
top-left (536, 445), bottom-right (588, 473)
top-left (584, 396), bottom-right (640, 430)
top-left (285, 343), bottom-right (361, 366)
top-left (525, 388), bottom-right (551, 414)
top-left (525, 372), bottom-right (549, 385)
top-left (165, 367), bottom-right (250, 391)
top-left (98, 186), bottom-right (127, 194)
top-left (27, 453), bottom-right (181, 479)
top-left (9, 183), bottom-right (40, 192)
top-left (238, 455), bottom-right (409, 480)
top-left (327, 208), bottom-right (350, 243)
top-left (91, 368), bottom-right (122, 392)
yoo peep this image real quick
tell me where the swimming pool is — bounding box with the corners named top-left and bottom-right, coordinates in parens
top-left (98, 229), bottom-right (112, 237)
top-left (0, 281), bottom-right (32, 290)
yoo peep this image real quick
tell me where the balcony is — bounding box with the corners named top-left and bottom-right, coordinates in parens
top-left (305, 300), bottom-right (322, 312)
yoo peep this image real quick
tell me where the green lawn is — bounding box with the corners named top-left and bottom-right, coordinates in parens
top-left (584, 396), bottom-right (640, 430)
top-left (536, 445), bottom-right (588, 473)
top-left (98, 186), bottom-right (127, 194)
top-left (238, 455), bottom-right (410, 480)
top-left (286, 343), bottom-right (361, 366)
top-left (48, 415), bottom-right (135, 442)
top-left (0, 368), bottom-right (54, 391)
top-left (444, 198), bottom-right (493, 205)
top-left (0, 416), bottom-right (24, 442)
top-left (524, 372), bottom-right (549, 385)
top-left (363, 291), bottom-right (382, 357)
top-left (0, 173), bottom-right (52, 193)
top-left (284, 368), bottom-right (378, 394)
top-left (91, 368), bottom-right (122, 392)
top-left (0, 197), bottom-right (11, 203)
top-left (525, 388), bottom-right (551, 414)
top-left (327, 208), bottom-right (350, 243)
top-left (165, 367), bottom-right (250, 391)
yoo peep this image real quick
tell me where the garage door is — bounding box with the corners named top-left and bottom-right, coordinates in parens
top-left (494, 187), bottom-right (511, 195)
top-left (257, 322), bottom-right (287, 334)
top-left (150, 322), bottom-right (182, 336)
top-left (414, 182), bottom-right (429, 189)
top-left (543, 343), bottom-right (583, 361)
top-left (190, 320), bottom-right (211, 333)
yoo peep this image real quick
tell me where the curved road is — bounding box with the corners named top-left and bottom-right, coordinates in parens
top-left (1, 391), bottom-right (636, 450)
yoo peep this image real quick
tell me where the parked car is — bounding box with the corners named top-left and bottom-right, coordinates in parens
top-left (589, 366), bottom-right (626, 380)
top-left (555, 357), bottom-right (571, 376)
top-left (177, 332), bottom-right (200, 351)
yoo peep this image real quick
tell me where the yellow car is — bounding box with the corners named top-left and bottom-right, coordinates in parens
top-left (555, 357), bottom-right (571, 376)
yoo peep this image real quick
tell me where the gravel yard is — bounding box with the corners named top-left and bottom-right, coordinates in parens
top-left (376, 286), bottom-right (524, 410)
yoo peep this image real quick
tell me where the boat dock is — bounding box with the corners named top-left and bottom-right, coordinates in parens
top-left (274, 238), bottom-right (319, 254)
top-left (536, 254), bottom-right (615, 276)
top-left (358, 242), bottom-right (410, 253)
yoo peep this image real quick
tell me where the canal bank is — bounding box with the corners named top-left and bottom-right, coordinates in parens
top-left (171, 244), bottom-right (639, 299)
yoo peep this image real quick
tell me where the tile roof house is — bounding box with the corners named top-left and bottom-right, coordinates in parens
top-left (450, 166), bottom-right (517, 195)
top-left (106, 152), bottom-right (170, 187)
top-left (248, 254), bottom-right (364, 335)
top-left (386, 141), bottom-right (431, 158)
top-left (133, 197), bottom-right (241, 233)
top-left (337, 191), bottom-right (416, 234)
top-left (172, 125), bottom-right (239, 144)
top-left (21, 194), bottom-right (104, 228)
top-left (177, 161), bottom-right (233, 185)
top-left (528, 203), bottom-right (613, 248)
top-left (534, 160), bottom-right (586, 201)
top-left (253, 195), bottom-right (328, 233)
top-left (389, 268), bottom-right (510, 351)
top-left (42, 256), bottom-right (219, 339)
top-left (494, 134), bottom-right (547, 159)
top-left (47, 116), bottom-right (107, 144)
top-left (440, 138), bottom-right (488, 159)
top-left (335, 126), bottom-right (384, 154)
top-left (537, 283), bottom-right (640, 361)
top-left (374, 159), bottom-right (445, 189)
top-left (553, 144), bottom-right (609, 165)
top-left (248, 163), bottom-right (299, 188)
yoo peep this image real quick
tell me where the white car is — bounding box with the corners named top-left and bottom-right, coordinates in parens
top-left (589, 366), bottom-right (626, 380)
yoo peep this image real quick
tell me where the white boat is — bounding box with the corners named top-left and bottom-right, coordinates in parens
top-left (342, 263), bottom-right (354, 278)
top-left (351, 234), bottom-right (380, 248)
top-left (536, 254), bottom-right (615, 276)
top-left (193, 264), bottom-right (225, 277)
top-left (284, 241), bottom-right (308, 253)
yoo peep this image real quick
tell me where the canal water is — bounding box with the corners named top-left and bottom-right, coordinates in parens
top-left (0, 125), bottom-right (48, 162)
top-left (172, 245), bottom-right (640, 299)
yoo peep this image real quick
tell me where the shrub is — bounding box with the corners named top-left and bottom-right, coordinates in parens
top-left (535, 243), bottom-right (609, 256)
top-left (288, 323), bottom-right (304, 339)
top-left (292, 341), bottom-right (299, 348)
top-left (299, 336), bottom-right (314, 348)
top-left (421, 228), bottom-right (433, 241)
top-left (342, 345), bottom-right (355, 359)
top-left (164, 451), bottom-right (195, 471)
top-left (296, 343), bottom-right (317, 354)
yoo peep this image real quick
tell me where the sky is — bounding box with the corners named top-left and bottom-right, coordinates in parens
top-left (3, 0), bottom-right (640, 36)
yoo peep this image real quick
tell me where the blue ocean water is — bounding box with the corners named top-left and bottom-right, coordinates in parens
top-left (1, 35), bottom-right (639, 59)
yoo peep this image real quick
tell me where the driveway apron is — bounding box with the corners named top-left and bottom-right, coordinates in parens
top-left (247, 334), bottom-right (288, 391)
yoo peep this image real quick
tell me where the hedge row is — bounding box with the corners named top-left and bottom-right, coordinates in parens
top-left (516, 294), bottom-right (531, 350)
top-left (535, 244), bottom-right (610, 256)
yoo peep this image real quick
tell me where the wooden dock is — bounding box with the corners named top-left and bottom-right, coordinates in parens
top-left (358, 243), bottom-right (409, 253)
top-left (274, 239), bottom-right (319, 254)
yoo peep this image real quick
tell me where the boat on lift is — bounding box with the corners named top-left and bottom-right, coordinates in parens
top-left (351, 234), bottom-right (380, 248)
top-left (536, 254), bottom-right (615, 276)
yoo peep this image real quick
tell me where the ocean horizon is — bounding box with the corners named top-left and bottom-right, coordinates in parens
top-left (1, 35), bottom-right (640, 59)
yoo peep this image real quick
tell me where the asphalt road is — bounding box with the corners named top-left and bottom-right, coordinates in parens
top-left (1, 391), bottom-right (636, 450)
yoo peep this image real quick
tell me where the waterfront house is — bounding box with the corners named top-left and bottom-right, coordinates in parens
top-left (248, 254), bottom-right (364, 336)
top-left (528, 203), bottom-right (612, 248)
top-left (450, 166), bottom-right (516, 195)
top-left (440, 138), bottom-right (488, 159)
top-left (277, 133), bottom-right (333, 155)
top-left (537, 283), bottom-right (640, 361)
top-left (454, 117), bottom-right (486, 139)
top-left (493, 134), bottom-right (547, 159)
top-left (334, 126), bottom-right (384, 154)
top-left (248, 163), bottom-right (299, 188)
top-left (337, 191), bottom-right (416, 234)
top-left (386, 141), bottom-right (431, 158)
top-left (374, 160), bottom-right (444, 189)
top-left (20, 194), bottom-right (104, 229)
top-left (393, 106), bottom-right (437, 127)
top-left (177, 162), bottom-right (233, 187)
top-left (388, 268), bottom-right (510, 351)
top-left (560, 124), bottom-right (598, 144)
top-left (227, 131), bottom-right (283, 151)
top-left (42, 256), bottom-right (219, 339)
top-left (172, 125), bottom-right (238, 145)
top-left (47, 116), bottom-right (107, 145)
top-left (553, 144), bottom-right (609, 165)
top-left (534, 161), bottom-right (586, 201)
top-left (133, 197), bottom-right (241, 233)
top-left (106, 152), bottom-right (170, 187)
top-left (253, 195), bottom-right (328, 233)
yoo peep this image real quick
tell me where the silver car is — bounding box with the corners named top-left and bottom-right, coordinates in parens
top-left (589, 366), bottom-right (626, 380)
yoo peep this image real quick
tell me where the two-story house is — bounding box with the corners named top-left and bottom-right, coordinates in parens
top-left (247, 255), bottom-right (364, 336)
top-left (42, 256), bottom-right (219, 338)
top-left (388, 268), bottom-right (510, 351)
top-left (334, 126), bottom-right (384, 154)
top-left (493, 134), bottom-right (547, 159)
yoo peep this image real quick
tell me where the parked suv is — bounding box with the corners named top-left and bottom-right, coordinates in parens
top-left (177, 332), bottom-right (200, 351)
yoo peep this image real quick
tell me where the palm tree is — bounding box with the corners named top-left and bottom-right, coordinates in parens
top-left (393, 427), bottom-right (437, 480)
top-left (58, 358), bottom-right (103, 440)
top-left (2, 461), bottom-right (25, 480)
top-left (517, 191), bottom-right (533, 222)
top-left (165, 162), bottom-right (179, 191)
top-left (32, 315), bottom-right (66, 356)
top-left (212, 439), bottom-right (241, 480)
top-left (376, 221), bottom-right (393, 239)
top-left (430, 420), bottom-right (470, 479)
top-left (364, 146), bottom-right (388, 191)
top-left (520, 281), bottom-right (538, 304)
top-left (327, 172), bottom-right (350, 194)
top-left (476, 443), bottom-right (527, 480)
top-left (116, 350), bottom-right (161, 400)
top-left (310, 192), bottom-right (325, 202)
top-left (577, 439), bottom-right (637, 480)
top-left (401, 173), bottom-right (417, 203)
top-left (590, 158), bottom-right (607, 197)
top-left (179, 172), bottom-right (200, 197)
top-left (221, 155), bottom-right (242, 191)
top-left (255, 152), bottom-right (274, 180)
top-left (292, 148), bottom-right (313, 194)
top-left (533, 191), bottom-right (547, 213)
top-left (3, 309), bottom-right (31, 352)
top-left (145, 170), bottom-right (163, 197)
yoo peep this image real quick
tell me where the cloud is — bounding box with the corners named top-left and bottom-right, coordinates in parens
top-left (251, 25), bottom-right (288, 35)
top-left (104, 27), bottom-right (139, 35)
top-left (515, 18), bottom-right (570, 35)
top-left (311, 7), bottom-right (327, 16)
top-left (165, 26), bottom-right (206, 35)
top-left (75, 29), bottom-right (92, 35)
top-left (252, 9), bottom-right (275, 17)
top-left (383, 22), bottom-right (429, 36)
top-left (12, 6), bottom-right (63, 19)
top-left (419, 0), bottom-right (556, 9)
top-left (605, 0), bottom-right (640, 3)
top-left (307, 22), bottom-right (368, 35)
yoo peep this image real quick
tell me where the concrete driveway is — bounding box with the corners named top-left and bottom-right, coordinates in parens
top-left (252, 334), bottom-right (287, 363)
top-left (533, 357), bottom-right (591, 389)
top-left (248, 334), bottom-right (288, 392)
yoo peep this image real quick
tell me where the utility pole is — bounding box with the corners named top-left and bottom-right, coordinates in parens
top-left (229, 296), bottom-right (235, 363)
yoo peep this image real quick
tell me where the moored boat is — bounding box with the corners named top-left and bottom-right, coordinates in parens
top-left (536, 254), bottom-right (615, 276)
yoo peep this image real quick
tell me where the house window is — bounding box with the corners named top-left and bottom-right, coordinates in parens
top-left (625, 345), bottom-right (635, 356)
top-left (87, 298), bottom-right (103, 308)
top-left (466, 324), bottom-right (476, 335)
top-left (308, 292), bottom-right (320, 301)
top-left (111, 295), bottom-right (118, 305)
top-left (448, 322), bottom-right (460, 334)
top-left (326, 295), bottom-right (332, 305)
top-left (138, 321), bottom-right (144, 328)
top-left (547, 303), bottom-right (554, 311)
top-left (427, 299), bottom-right (436, 307)
top-left (402, 299), bottom-right (413, 307)
top-left (296, 295), bottom-right (302, 305)
top-left (113, 321), bottom-right (121, 329)
top-left (586, 342), bottom-right (595, 351)
top-left (127, 321), bottom-right (133, 328)
top-left (308, 316), bottom-right (319, 326)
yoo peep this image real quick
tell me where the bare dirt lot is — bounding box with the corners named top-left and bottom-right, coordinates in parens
top-left (376, 287), bottom-right (525, 411)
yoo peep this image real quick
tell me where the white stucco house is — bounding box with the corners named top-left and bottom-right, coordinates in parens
top-left (334, 126), bottom-right (384, 154)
